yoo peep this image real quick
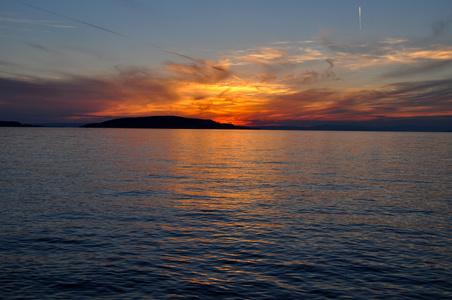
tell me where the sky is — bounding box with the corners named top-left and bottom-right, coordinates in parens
top-left (1, 0), bottom-right (452, 126)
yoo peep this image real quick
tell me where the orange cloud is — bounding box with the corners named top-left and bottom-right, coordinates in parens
top-left (1, 30), bottom-right (452, 125)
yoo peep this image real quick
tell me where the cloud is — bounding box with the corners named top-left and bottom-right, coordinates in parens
top-left (225, 45), bottom-right (324, 67)
top-left (2, 14), bottom-right (452, 125)
top-left (319, 36), bottom-right (394, 57)
top-left (26, 42), bottom-right (60, 54)
top-left (325, 58), bottom-right (334, 69)
top-left (382, 59), bottom-right (452, 78)
top-left (431, 17), bottom-right (452, 37)
top-left (278, 68), bottom-right (337, 87)
top-left (251, 78), bottom-right (452, 122)
top-left (165, 58), bottom-right (232, 84)
top-left (382, 79), bottom-right (452, 108)
top-left (318, 20), bottom-right (452, 73)
top-left (1, 65), bottom-right (451, 124)
top-left (0, 56), bottom-right (244, 123)
top-left (0, 69), bottom-right (179, 122)
top-left (0, 17), bottom-right (76, 28)
top-left (223, 46), bottom-right (338, 89)
top-left (0, 59), bottom-right (16, 67)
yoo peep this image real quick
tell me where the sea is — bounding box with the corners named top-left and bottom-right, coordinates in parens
top-left (1, 127), bottom-right (451, 299)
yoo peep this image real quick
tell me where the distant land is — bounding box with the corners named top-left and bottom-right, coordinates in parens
top-left (1, 116), bottom-right (451, 132)
top-left (0, 121), bottom-right (35, 127)
top-left (80, 116), bottom-right (252, 129)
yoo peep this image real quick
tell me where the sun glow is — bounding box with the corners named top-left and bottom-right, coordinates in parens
top-left (9, 34), bottom-right (451, 126)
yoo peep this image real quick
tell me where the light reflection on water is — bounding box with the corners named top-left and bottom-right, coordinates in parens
top-left (0, 128), bottom-right (451, 299)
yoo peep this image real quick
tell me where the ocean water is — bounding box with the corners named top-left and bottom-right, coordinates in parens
top-left (0, 128), bottom-right (451, 299)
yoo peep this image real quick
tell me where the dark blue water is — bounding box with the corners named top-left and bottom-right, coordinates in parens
top-left (1, 128), bottom-right (451, 299)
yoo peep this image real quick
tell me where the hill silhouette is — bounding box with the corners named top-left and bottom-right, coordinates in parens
top-left (0, 121), bottom-right (35, 127)
top-left (81, 116), bottom-right (251, 129)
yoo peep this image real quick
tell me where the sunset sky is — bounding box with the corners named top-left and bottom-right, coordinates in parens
top-left (1, 0), bottom-right (452, 125)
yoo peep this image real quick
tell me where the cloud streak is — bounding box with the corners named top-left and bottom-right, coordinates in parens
top-left (166, 58), bottom-right (232, 84)
top-left (16, 1), bottom-right (221, 67)
top-left (0, 16), bottom-right (76, 28)
top-left (382, 59), bottom-right (452, 78)
top-left (250, 79), bottom-right (452, 123)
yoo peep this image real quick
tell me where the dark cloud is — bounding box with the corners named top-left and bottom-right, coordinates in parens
top-left (431, 17), bottom-right (452, 37)
top-left (383, 79), bottom-right (452, 107)
top-left (0, 60), bottom-right (16, 67)
top-left (255, 50), bottom-right (297, 77)
top-left (277, 59), bottom-right (337, 86)
top-left (3, 67), bottom-right (449, 124)
top-left (256, 53), bottom-right (337, 86)
top-left (280, 68), bottom-right (336, 86)
top-left (0, 48), bottom-right (241, 123)
top-left (328, 79), bottom-right (452, 116)
top-left (0, 69), bottom-right (178, 123)
top-left (26, 42), bottom-right (59, 54)
top-left (166, 58), bottom-right (232, 84)
top-left (320, 37), bottom-right (392, 57)
top-left (325, 58), bottom-right (334, 69)
top-left (260, 79), bottom-right (452, 121)
top-left (382, 59), bottom-right (452, 78)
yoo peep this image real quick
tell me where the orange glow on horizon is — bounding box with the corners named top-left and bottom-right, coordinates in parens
top-left (51, 43), bottom-right (452, 126)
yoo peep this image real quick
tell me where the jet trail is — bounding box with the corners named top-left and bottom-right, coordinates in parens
top-left (16, 1), bottom-right (257, 87)
top-left (17, 1), bottom-right (200, 63)
top-left (359, 6), bottom-right (362, 30)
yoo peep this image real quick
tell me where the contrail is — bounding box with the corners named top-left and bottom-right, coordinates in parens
top-left (16, 0), bottom-right (259, 87)
top-left (17, 0), bottom-right (201, 63)
top-left (359, 6), bottom-right (362, 30)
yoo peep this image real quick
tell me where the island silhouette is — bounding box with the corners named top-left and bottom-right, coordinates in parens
top-left (0, 121), bottom-right (35, 127)
top-left (2, 116), bottom-right (451, 131)
top-left (80, 116), bottom-right (251, 129)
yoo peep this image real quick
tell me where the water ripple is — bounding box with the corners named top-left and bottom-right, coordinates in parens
top-left (1, 128), bottom-right (451, 299)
